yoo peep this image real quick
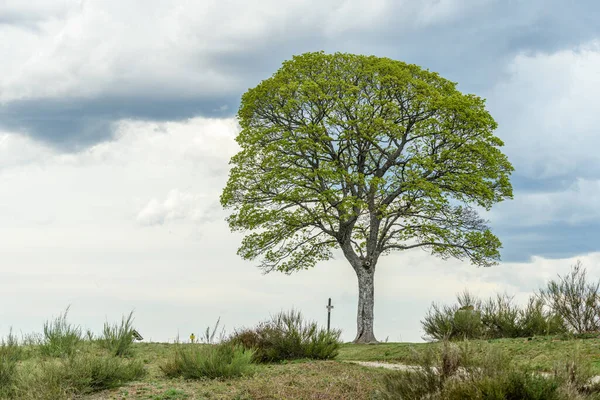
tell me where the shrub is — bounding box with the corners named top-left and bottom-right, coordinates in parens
top-left (423, 290), bottom-right (569, 341)
top-left (421, 302), bottom-right (455, 341)
top-left (539, 261), bottom-right (600, 334)
top-left (160, 343), bottom-right (254, 379)
top-left (228, 309), bottom-right (341, 363)
top-left (305, 329), bottom-right (342, 360)
top-left (380, 341), bottom-right (465, 400)
top-left (452, 307), bottom-right (483, 340)
top-left (379, 341), bottom-right (575, 400)
top-left (39, 307), bottom-right (82, 357)
top-left (228, 328), bottom-right (260, 350)
top-left (99, 311), bottom-right (136, 357)
top-left (450, 371), bottom-right (561, 400)
top-left (519, 296), bottom-right (566, 337)
top-left (61, 353), bottom-right (146, 393)
top-left (0, 330), bottom-right (22, 398)
top-left (481, 293), bottom-right (521, 338)
top-left (17, 354), bottom-right (146, 399)
top-left (381, 355), bottom-right (442, 399)
top-left (551, 350), bottom-right (599, 392)
top-left (422, 291), bottom-right (483, 341)
top-left (18, 362), bottom-right (72, 400)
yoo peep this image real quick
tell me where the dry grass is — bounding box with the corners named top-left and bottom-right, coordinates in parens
top-left (86, 360), bottom-right (387, 400)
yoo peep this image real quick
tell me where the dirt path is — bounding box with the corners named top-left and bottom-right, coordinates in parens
top-left (345, 361), bottom-right (420, 371)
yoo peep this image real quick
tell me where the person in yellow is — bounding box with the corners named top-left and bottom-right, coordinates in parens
top-left (190, 333), bottom-right (196, 344)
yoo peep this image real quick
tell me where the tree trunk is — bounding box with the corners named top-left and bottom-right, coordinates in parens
top-left (353, 267), bottom-right (378, 344)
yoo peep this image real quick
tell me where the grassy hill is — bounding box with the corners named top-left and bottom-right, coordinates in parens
top-left (5, 337), bottom-right (600, 399)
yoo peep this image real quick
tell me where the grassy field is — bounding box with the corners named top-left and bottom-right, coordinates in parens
top-left (85, 358), bottom-right (387, 399)
top-left (338, 336), bottom-right (600, 374)
top-left (69, 342), bottom-right (388, 400)
top-left (9, 336), bottom-right (593, 399)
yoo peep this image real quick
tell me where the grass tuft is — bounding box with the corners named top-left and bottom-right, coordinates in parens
top-left (99, 311), bottom-right (137, 357)
top-left (0, 329), bottom-right (22, 398)
top-left (160, 342), bottom-right (255, 380)
top-left (39, 307), bottom-right (82, 358)
top-left (17, 353), bottom-right (146, 399)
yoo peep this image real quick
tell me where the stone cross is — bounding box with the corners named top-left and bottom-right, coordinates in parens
top-left (326, 298), bottom-right (334, 332)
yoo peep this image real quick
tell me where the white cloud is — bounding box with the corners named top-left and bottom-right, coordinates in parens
top-left (136, 189), bottom-right (212, 226)
top-left (0, 117), bottom-right (238, 247)
top-left (489, 178), bottom-right (600, 227)
top-left (415, 0), bottom-right (491, 26)
top-left (321, 0), bottom-right (389, 35)
top-left (0, 130), bottom-right (55, 169)
top-left (1, 115), bottom-right (599, 343)
top-left (462, 41), bottom-right (600, 234)
top-left (488, 40), bottom-right (600, 179)
top-left (0, 0), bottom-right (482, 103)
top-left (0, 0), bottom-right (73, 21)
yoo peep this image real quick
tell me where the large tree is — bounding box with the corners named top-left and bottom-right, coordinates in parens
top-left (220, 52), bottom-right (513, 343)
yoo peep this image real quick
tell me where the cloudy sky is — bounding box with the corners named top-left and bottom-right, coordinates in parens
top-left (2, 0), bottom-right (600, 343)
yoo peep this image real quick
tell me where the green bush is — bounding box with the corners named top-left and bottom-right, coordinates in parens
top-left (519, 297), bottom-right (566, 337)
top-left (39, 307), bottom-right (82, 357)
top-left (160, 343), bottom-right (254, 379)
top-left (228, 328), bottom-right (260, 349)
top-left (99, 311), bottom-right (136, 357)
top-left (420, 302), bottom-right (456, 341)
top-left (305, 329), bottom-right (342, 360)
top-left (16, 354), bottom-right (146, 399)
top-left (442, 371), bottom-right (561, 400)
top-left (0, 330), bottom-right (22, 398)
top-left (228, 310), bottom-right (341, 363)
top-left (423, 290), bottom-right (568, 341)
top-left (422, 291), bottom-right (483, 341)
top-left (481, 293), bottom-right (521, 338)
top-left (453, 308), bottom-right (483, 340)
top-left (539, 261), bottom-right (600, 334)
top-left (62, 353), bottom-right (146, 393)
top-left (18, 362), bottom-right (72, 400)
top-left (379, 341), bottom-right (590, 400)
